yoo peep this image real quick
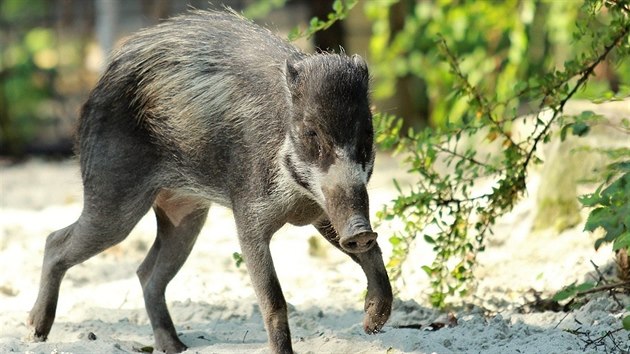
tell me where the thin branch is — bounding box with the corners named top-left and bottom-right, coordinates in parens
top-left (437, 37), bottom-right (522, 151)
top-left (576, 281), bottom-right (630, 296)
top-left (590, 259), bottom-right (609, 285)
top-left (434, 144), bottom-right (492, 168)
top-left (435, 193), bottom-right (493, 207)
top-left (554, 312), bottom-right (572, 329)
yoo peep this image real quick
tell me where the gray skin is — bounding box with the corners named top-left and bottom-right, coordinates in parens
top-left (27, 10), bottom-right (392, 354)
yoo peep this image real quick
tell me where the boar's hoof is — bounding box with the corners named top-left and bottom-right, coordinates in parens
top-left (363, 297), bottom-right (392, 335)
top-left (28, 330), bottom-right (48, 343)
top-left (340, 231), bottom-right (377, 253)
top-left (26, 313), bottom-right (49, 342)
top-left (154, 337), bottom-right (188, 354)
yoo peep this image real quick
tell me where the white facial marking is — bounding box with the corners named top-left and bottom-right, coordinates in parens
top-left (278, 135), bottom-right (326, 207)
top-left (279, 137), bottom-right (370, 209)
top-left (319, 146), bottom-right (369, 201)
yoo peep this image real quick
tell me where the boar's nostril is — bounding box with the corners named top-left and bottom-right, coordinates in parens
top-left (339, 231), bottom-right (377, 253)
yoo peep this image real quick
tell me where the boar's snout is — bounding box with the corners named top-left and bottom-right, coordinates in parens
top-left (321, 181), bottom-right (378, 253)
top-left (340, 231), bottom-right (377, 253)
top-left (339, 215), bottom-right (377, 253)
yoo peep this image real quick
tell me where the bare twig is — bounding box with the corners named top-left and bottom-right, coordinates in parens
top-left (554, 312), bottom-right (572, 329)
top-left (588, 260), bottom-right (626, 308)
top-left (572, 328), bottom-right (627, 353)
top-left (590, 259), bottom-right (608, 285)
top-left (434, 144), bottom-right (493, 169)
top-left (575, 281), bottom-right (630, 297)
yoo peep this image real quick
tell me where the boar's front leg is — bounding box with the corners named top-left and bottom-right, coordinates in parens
top-left (233, 207), bottom-right (292, 354)
top-left (314, 218), bottom-right (392, 334)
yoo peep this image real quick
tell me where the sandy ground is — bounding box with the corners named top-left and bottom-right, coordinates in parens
top-left (1, 137), bottom-right (629, 353)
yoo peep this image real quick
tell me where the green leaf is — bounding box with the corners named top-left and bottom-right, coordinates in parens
top-left (603, 172), bottom-right (630, 197)
top-left (393, 178), bottom-right (402, 193)
top-left (612, 231), bottom-right (630, 251)
top-left (577, 110), bottom-right (598, 121)
top-left (332, 0), bottom-right (342, 13)
top-left (584, 207), bottom-right (621, 235)
top-left (424, 235), bottom-right (436, 244)
top-left (575, 282), bottom-right (595, 293)
top-left (232, 252), bottom-right (244, 268)
top-left (421, 265), bottom-right (434, 276)
top-left (623, 315), bottom-right (630, 330)
top-left (571, 121), bottom-right (590, 137)
top-left (553, 287), bottom-right (576, 302)
top-left (287, 28), bottom-right (301, 41)
top-left (552, 282), bottom-right (596, 301)
top-left (514, 81), bottom-right (527, 93)
top-left (594, 237), bottom-right (606, 251)
top-left (578, 190), bottom-right (603, 207)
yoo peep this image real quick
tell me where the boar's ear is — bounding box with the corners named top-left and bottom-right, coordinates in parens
top-left (351, 54), bottom-right (369, 84)
top-left (285, 57), bottom-right (300, 92)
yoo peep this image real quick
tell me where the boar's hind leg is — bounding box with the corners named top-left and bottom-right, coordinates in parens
top-left (233, 207), bottom-right (292, 354)
top-left (314, 219), bottom-right (393, 334)
top-left (137, 192), bottom-right (209, 354)
top-left (28, 188), bottom-right (156, 342)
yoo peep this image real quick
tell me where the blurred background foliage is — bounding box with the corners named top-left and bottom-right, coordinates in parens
top-left (1, 0), bottom-right (96, 156)
top-left (1, 0), bottom-right (627, 157)
top-left (0, 0), bottom-right (351, 156)
top-left (366, 0), bottom-right (628, 129)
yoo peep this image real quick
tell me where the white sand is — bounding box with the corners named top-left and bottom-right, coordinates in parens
top-left (1, 150), bottom-right (628, 353)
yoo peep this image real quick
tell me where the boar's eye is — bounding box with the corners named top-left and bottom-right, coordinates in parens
top-left (359, 143), bottom-right (372, 170)
top-left (302, 128), bottom-right (322, 159)
top-left (304, 129), bottom-right (317, 138)
top-left (360, 150), bottom-right (368, 170)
